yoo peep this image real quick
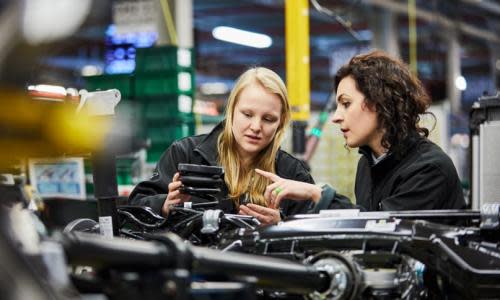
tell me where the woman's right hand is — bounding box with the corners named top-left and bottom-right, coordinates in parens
top-left (255, 169), bottom-right (322, 209)
top-left (161, 172), bottom-right (191, 217)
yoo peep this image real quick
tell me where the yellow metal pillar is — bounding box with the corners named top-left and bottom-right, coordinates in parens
top-left (408, 0), bottom-right (417, 74)
top-left (286, 0), bottom-right (310, 154)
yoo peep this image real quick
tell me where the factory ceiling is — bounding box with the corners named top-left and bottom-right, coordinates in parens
top-left (1, 0), bottom-right (498, 111)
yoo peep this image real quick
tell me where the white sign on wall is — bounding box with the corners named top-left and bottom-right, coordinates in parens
top-left (113, 0), bottom-right (156, 34)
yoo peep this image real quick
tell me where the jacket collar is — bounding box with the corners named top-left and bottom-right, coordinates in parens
top-left (358, 133), bottom-right (422, 169)
top-left (194, 121), bottom-right (285, 166)
top-left (358, 146), bottom-right (387, 167)
top-left (194, 121), bottom-right (224, 165)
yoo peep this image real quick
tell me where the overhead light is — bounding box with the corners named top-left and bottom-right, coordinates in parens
top-left (454, 76), bottom-right (467, 91)
top-left (212, 26), bottom-right (272, 48)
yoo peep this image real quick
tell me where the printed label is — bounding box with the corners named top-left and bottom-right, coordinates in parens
top-left (99, 216), bottom-right (114, 238)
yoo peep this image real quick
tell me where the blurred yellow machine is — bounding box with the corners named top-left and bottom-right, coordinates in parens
top-left (0, 88), bottom-right (120, 171)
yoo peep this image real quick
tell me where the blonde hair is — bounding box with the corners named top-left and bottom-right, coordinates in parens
top-left (217, 67), bottom-right (291, 207)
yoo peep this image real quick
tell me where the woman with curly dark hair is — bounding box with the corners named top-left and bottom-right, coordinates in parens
top-left (256, 50), bottom-right (465, 212)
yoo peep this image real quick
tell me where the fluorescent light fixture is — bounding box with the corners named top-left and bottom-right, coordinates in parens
top-left (455, 76), bottom-right (467, 91)
top-left (212, 26), bottom-right (272, 48)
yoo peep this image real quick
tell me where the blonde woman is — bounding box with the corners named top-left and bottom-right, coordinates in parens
top-left (129, 67), bottom-right (314, 225)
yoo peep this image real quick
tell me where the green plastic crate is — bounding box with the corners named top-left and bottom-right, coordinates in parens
top-left (84, 157), bottom-right (138, 193)
top-left (141, 94), bottom-right (194, 120)
top-left (135, 46), bottom-right (194, 73)
top-left (144, 120), bottom-right (195, 163)
top-left (84, 74), bottom-right (134, 99)
top-left (145, 116), bottom-right (195, 131)
top-left (134, 71), bottom-right (195, 97)
top-left (146, 149), bottom-right (164, 163)
top-left (146, 127), bottom-right (176, 144)
top-left (145, 121), bottom-right (195, 143)
top-left (83, 159), bottom-right (94, 197)
top-left (116, 158), bottom-right (135, 185)
top-left (146, 142), bottom-right (175, 163)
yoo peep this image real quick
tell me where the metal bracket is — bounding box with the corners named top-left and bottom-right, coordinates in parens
top-left (201, 209), bottom-right (223, 234)
top-left (480, 203), bottom-right (500, 230)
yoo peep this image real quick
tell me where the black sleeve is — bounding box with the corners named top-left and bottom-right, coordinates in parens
top-left (380, 162), bottom-right (458, 211)
top-left (353, 157), bottom-right (371, 210)
top-left (279, 161), bottom-right (316, 216)
top-left (310, 184), bottom-right (357, 213)
top-left (128, 141), bottom-right (189, 214)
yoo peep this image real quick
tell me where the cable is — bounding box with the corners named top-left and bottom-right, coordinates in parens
top-left (310, 0), bottom-right (363, 42)
top-left (120, 229), bottom-right (147, 240)
top-left (118, 210), bottom-right (166, 229)
top-left (224, 216), bottom-right (256, 230)
top-left (171, 206), bottom-right (204, 215)
top-left (171, 213), bottom-right (203, 231)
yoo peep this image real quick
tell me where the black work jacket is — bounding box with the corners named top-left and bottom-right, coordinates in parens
top-left (355, 135), bottom-right (465, 211)
top-left (128, 123), bottom-right (314, 216)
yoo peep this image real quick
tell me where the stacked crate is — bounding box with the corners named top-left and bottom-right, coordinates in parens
top-left (134, 46), bottom-right (196, 162)
top-left (84, 46), bottom-right (196, 194)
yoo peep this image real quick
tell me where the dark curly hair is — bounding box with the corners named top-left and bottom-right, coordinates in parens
top-left (334, 50), bottom-right (434, 156)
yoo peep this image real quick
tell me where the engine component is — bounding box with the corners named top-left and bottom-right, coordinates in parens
top-left (305, 251), bottom-right (359, 300)
top-left (201, 209), bottom-right (223, 234)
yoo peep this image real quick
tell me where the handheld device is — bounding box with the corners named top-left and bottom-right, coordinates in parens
top-left (177, 163), bottom-right (224, 197)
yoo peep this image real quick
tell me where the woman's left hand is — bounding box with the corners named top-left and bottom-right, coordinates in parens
top-left (239, 203), bottom-right (281, 225)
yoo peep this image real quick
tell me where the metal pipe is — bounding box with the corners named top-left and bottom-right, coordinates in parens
top-left (461, 0), bottom-right (500, 16)
top-left (62, 232), bottom-right (174, 269)
top-left (365, 0), bottom-right (500, 43)
top-left (191, 246), bottom-right (330, 294)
